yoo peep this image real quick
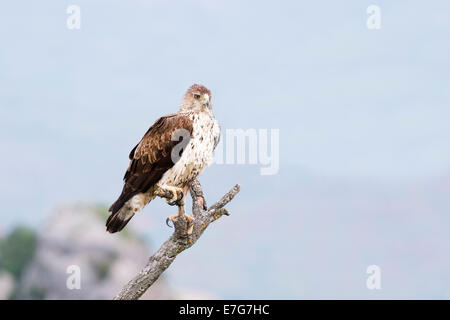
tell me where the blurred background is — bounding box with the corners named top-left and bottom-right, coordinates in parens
top-left (0, 0), bottom-right (449, 299)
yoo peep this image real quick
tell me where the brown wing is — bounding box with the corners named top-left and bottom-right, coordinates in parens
top-left (109, 113), bottom-right (193, 214)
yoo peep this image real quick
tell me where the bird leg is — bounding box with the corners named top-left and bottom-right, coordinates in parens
top-left (165, 184), bottom-right (194, 235)
top-left (155, 184), bottom-right (195, 235)
top-left (165, 204), bottom-right (194, 235)
top-left (155, 185), bottom-right (184, 206)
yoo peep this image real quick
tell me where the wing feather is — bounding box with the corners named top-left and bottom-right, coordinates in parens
top-left (109, 113), bottom-right (193, 213)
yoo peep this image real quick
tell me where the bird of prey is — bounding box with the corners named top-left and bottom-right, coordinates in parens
top-left (106, 84), bottom-right (221, 233)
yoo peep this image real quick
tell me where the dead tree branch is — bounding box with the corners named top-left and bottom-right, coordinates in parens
top-left (113, 179), bottom-right (241, 300)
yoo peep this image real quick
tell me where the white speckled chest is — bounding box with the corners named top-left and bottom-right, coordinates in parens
top-left (158, 110), bottom-right (220, 188)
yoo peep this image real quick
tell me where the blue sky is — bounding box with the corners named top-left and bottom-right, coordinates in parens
top-left (0, 1), bottom-right (450, 298)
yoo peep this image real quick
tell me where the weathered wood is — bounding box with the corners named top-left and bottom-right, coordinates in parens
top-left (113, 179), bottom-right (240, 300)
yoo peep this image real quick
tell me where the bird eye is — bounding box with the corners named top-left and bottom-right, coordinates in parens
top-left (193, 94), bottom-right (201, 99)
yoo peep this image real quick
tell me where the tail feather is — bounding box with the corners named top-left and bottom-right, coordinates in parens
top-left (108, 188), bottom-right (137, 217)
top-left (106, 207), bottom-right (135, 233)
top-left (107, 186), bottom-right (138, 233)
top-left (107, 192), bottom-right (150, 233)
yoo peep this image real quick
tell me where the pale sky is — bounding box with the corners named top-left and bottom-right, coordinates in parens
top-left (0, 1), bottom-right (449, 298)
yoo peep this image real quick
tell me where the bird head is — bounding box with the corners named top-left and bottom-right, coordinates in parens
top-left (180, 84), bottom-right (212, 112)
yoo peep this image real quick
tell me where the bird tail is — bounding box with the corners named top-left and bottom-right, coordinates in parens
top-left (106, 185), bottom-right (140, 233)
top-left (107, 188), bottom-right (152, 233)
top-left (106, 204), bottom-right (135, 233)
top-left (107, 191), bottom-right (144, 233)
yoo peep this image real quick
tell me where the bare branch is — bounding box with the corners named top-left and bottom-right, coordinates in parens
top-left (113, 179), bottom-right (240, 300)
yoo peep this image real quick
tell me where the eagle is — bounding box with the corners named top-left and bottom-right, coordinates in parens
top-left (106, 84), bottom-right (221, 233)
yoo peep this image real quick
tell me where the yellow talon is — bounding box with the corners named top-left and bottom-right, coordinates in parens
top-left (165, 186), bottom-right (183, 203)
top-left (165, 212), bottom-right (194, 234)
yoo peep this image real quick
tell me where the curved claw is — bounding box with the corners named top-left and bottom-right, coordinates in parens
top-left (166, 217), bottom-right (173, 228)
top-left (167, 191), bottom-right (184, 206)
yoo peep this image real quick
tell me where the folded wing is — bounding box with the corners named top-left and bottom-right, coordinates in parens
top-left (109, 113), bottom-right (193, 214)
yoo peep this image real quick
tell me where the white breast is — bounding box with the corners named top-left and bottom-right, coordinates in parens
top-left (158, 111), bottom-right (220, 188)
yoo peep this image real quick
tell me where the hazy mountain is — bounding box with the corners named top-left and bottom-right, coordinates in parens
top-left (1, 205), bottom-right (175, 299)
